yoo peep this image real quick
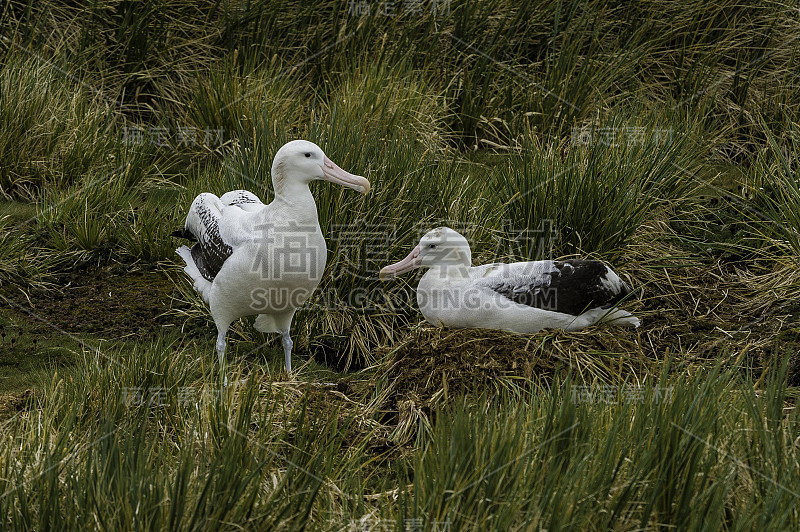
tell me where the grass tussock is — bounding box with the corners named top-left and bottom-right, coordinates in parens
top-left (1, 343), bottom-right (798, 529)
top-left (0, 50), bottom-right (117, 198)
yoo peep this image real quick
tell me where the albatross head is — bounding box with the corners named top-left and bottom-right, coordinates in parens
top-left (271, 140), bottom-right (370, 194)
top-left (379, 227), bottom-right (472, 280)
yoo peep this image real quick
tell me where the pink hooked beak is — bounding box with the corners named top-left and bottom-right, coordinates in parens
top-left (321, 156), bottom-right (370, 194)
top-left (379, 245), bottom-right (422, 280)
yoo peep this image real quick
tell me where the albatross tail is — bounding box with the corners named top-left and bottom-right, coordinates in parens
top-left (176, 245), bottom-right (213, 303)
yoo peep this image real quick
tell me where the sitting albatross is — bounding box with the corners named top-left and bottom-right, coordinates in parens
top-left (173, 140), bottom-right (369, 383)
top-left (379, 227), bottom-right (639, 333)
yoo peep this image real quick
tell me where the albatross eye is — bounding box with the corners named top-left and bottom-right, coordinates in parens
top-left (429, 244), bottom-right (437, 249)
top-left (304, 152), bottom-right (312, 158)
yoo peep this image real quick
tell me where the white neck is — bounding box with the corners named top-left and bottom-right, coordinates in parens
top-left (270, 173), bottom-right (320, 225)
top-left (428, 263), bottom-right (471, 280)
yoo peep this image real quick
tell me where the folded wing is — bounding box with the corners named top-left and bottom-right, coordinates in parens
top-left (478, 260), bottom-right (631, 316)
top-left (182, 193), bottom-right (234, 282)
top-left (173, 190), bottom-right (266, 282)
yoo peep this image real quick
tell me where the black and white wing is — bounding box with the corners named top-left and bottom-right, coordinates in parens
top-left (173, 190), bottom-right (265, 282)
top-left (477, 260), bottom-right (632, 316)
top-left (179, 193), bottom-right (234, 282)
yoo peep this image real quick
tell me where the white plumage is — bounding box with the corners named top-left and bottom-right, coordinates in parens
top-left (174, 140), bottom-right (369, 383)
top-left (380, 227), bottom-right (640, 333)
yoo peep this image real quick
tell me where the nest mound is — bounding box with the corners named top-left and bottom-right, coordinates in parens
top-left (382, 326), bottom-right (647, 396)
top-left (370, 325), bottom-right (656, 442)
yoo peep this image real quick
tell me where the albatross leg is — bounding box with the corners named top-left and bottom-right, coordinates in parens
top-left (280, 330), bottom-right (293, 375)
top-left (216, 329), bottom-right (228, 387)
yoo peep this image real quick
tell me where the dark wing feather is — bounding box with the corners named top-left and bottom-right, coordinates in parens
top-left (187, 195), bottom-right (233, 282)
top-left (486, 260), bottom-right (630, 315)
top-left (170, 227), bottom-right (197, 241)
top-left (176, 191), bottom-right (262, 282)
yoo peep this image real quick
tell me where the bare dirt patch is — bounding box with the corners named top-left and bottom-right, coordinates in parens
top-left (1, 266), bottom-right (191, 340)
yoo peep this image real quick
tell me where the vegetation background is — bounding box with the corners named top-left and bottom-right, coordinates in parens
top-left (0, 0), bottom-right (799, 529)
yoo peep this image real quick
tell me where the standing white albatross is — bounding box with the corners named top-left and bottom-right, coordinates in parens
top-left (379, 227), bottom-right (640, 333)
top-left (173, 140), bottom-right (369, 383)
